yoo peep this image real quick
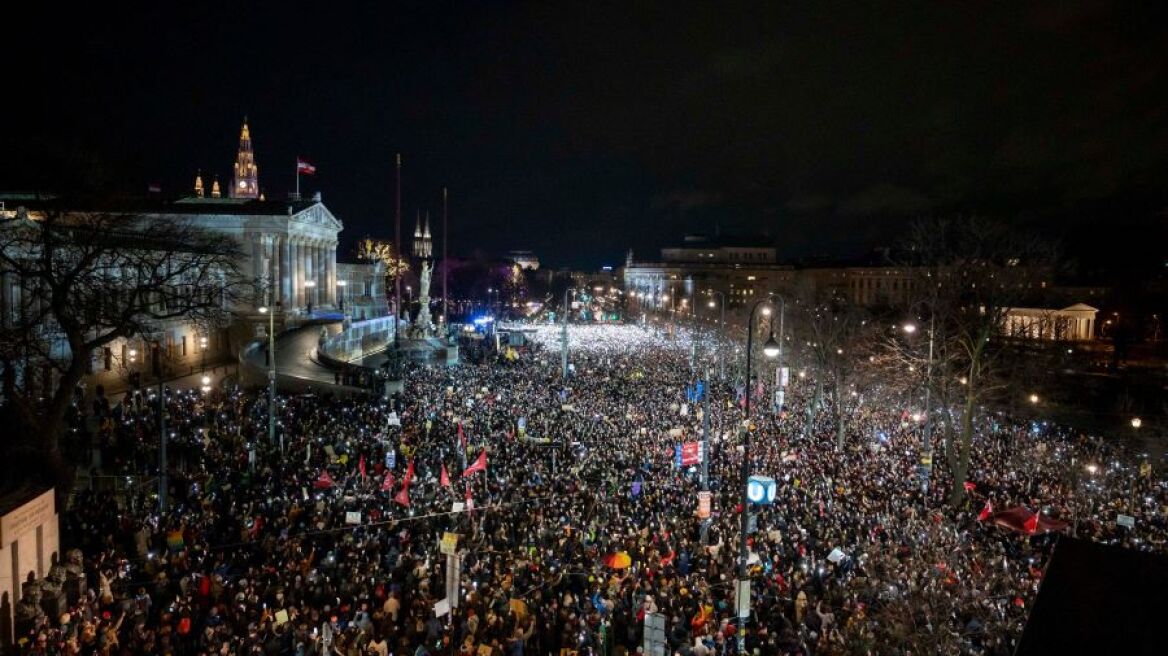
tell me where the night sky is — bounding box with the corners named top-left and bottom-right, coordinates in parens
top-left (5, 1), bottom-right (1167, 269)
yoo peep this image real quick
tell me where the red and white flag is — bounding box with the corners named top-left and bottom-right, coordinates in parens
top-left (296, 158), bottom-right (316, 175)
top-left (440, 464), bottom-right (451, 488)
top-left (393, 485), bottom-right (410, 507)
top-left (1024, 512), bottom-right (1039, 534)
top-left (977, 500), bottom-right (993, 522)
top-left (465, 482), bottom-right (474, 510)
top-left (463, 450), bottom-right (487, 477)
top-left (380, 470), bottom-right (396, 492)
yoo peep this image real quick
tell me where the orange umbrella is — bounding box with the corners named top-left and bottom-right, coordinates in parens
top-left (603, 551), bottom-right (632, 569)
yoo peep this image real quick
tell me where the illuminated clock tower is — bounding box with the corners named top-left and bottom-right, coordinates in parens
top-left (230, 118), bottom-right (260, 199)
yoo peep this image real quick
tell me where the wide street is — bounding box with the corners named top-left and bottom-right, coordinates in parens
top-left (45, 323), bottom-right (1167, 655)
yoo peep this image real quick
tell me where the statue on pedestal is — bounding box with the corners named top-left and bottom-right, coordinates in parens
top-left (415, 260), bottom-right (435, 336)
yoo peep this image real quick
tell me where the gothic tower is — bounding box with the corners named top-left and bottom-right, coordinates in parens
top-left (413, 211), bottom-right (432, 258)
top-left (230, 118), bottom-right (260, 199)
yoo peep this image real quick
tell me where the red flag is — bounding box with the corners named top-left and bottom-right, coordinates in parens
top-left (463, 450), bottom-right (487, 476)
top-left (313, 470), bottom-right (334, 489)
top-left (393, 485), bottom-right (410, 506)
top-left (403, 459), bottom-right (415, 487)
top-left (977, 501), bottom-right (993, 522)
top-left (297, 158), bottom-right (316, 175)
top-left (963, 481), bottom-right (976, 492)
top-left (1024, 512), bottom-right (1039, 534)
top-left (358, 455), bottom-right (367, 479)
top-left (440, 464), bottom-right (451, 488)
top-left (380, 470), bottom-right (396, 492)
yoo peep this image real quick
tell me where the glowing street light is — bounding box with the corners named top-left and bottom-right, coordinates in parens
top-left (1131, 417), bottom-right (1142, 429)
top-left (1029, 394), bottom-right (1039, 404)
top-left (902, 323), bottom-right (917, 334)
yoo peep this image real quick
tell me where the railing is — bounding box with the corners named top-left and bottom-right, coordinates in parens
top-left (318, 316), bottom-right (399, 364)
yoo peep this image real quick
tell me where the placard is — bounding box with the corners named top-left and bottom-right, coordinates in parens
top-left (440, 532), bottom-right (460, 555)
top-left (697, 491), bottom-right (711, 519)
top-left (344, 511), bottom-right (362, 525)
top-left (1116, 514), bottom-right (1135, 529)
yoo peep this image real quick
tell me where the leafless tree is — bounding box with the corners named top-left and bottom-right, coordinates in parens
top-left (0, 209), bottom-right (241, 482)
top-left (900, 216), bottom-right (1056, 505)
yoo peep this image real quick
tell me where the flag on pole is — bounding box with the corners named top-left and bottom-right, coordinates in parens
top-left (440, 464), bottom-right (451, 487)
top-left (463, 450), bottom-right (487, 476)
top-left (403, 459), bottom-right (415, 487)
top-left (977, 500), bottom-right (993, 522)
top-left (313, 470), bottom-right (334, 489)
top-left (393, 485), bottom-right (410, 506)
top-left (380, 470), bottom-right (395, 492)
top-left (296, 158), bottom-right (316, 175)
top-left (1024, 511), bottom-right (1039, 534)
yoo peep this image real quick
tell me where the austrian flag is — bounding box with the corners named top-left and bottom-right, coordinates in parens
top-left (297, 158), bottom-right (316, 175)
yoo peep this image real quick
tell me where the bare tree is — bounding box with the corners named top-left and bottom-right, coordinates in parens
top-left (0, 209), bottom-right (241, 482)
top-left (795, 291), bottom-right (873, 449)
top-left (902, 216), bottom-right (1055, 506)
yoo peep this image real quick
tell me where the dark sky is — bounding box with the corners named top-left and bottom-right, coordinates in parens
top-left (5, 1), bottom-right (1167, 269)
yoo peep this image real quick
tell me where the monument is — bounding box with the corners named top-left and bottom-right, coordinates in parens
top-left (415, 260), bottom-right (435, 335)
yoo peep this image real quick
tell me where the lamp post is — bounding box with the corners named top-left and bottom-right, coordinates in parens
top-left (259, 303), bottom-right (278, 451)
top-left (337, 279), bottom-right (347, 312)
top-left (737, 298), bottom-right (780, 652)
top-left (708, 291), bottom-right (726, 380)
top-left (561, 287), bottom-right (575, 379)
top-left (902, 317), bottom-right (935, 497)
top-left (304, 279), bottom-right (316, 315)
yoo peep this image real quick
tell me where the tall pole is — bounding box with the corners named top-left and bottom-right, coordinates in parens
top-left (268, 287), bottom-right (278, 451)
top-left (561, 288), bottom-right (571, 379)
top-left (158, 376), bottom-right (167, 514)
top-left (442, 186), bottom-right (448, 329)
top-left (738, 298), bottom-right (775, 653)
top-left (394, 153), bottom-right (402, 347)
top-left (921, 314), bottom-right (935, 496)
top-left (776, 296), bottom-right (785, 411)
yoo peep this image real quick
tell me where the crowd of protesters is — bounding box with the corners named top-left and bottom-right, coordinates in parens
top-left (17, 323), bottom-right (1167, 655)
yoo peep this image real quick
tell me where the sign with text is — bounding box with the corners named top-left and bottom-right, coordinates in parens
top-left (697, 491), bottom-right (711, 519)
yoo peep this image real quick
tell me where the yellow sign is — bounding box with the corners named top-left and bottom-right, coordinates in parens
top-left (440, 532), bottom-right (460, 555)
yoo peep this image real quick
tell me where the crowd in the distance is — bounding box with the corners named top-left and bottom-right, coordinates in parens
top-left (16, 323), bottom-right (1167, 655)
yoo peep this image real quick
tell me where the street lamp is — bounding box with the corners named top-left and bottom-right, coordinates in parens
top-left (1029, 394), bottom-right (1039, 404)
top-left (1131, 417), bottom-right (1142, 429)
top-left (258, 304), bottom-right (279, 450)
top-left (708, 291), bottom-right (727, 379)
top-left (561, 287), bottom-right (575, 379)
top-left (336, 279), bottom-right (347, 312)
top-left (737, 297), bottom-right (780, 652)
top-left (901, 318), bottom-right (935, 496)
top-left (304, 279), bottom-right (316, 315)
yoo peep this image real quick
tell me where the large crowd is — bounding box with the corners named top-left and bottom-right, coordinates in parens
top-left (17, 323), bottom-right (1168, 655)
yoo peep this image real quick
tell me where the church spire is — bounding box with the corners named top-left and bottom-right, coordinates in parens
top-left (230, 117), bottom-right (260, 199)
top-left (194, 170), bottom-right (204, 198)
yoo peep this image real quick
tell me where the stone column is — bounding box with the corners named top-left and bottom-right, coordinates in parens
top-left (327, 242), bottom-right (337, 306)
top-left (291, 240), bottom-right (301, 307)
top-left (279, 237), bottom-right (289, 305)
top-left (251, 235), bottom-right (263, 283)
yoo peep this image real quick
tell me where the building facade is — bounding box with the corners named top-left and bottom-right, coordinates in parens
top-left (0, 119), bottom-right (345, 393)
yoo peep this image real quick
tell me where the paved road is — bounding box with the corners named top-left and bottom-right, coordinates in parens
top-left (247, 321), bottom-right (343, 384)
